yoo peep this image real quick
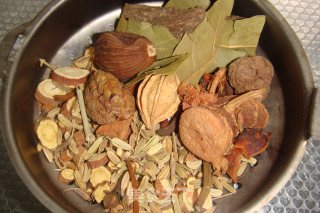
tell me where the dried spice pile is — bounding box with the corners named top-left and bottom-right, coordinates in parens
top-left (33, 0), bottom-right (274, 212)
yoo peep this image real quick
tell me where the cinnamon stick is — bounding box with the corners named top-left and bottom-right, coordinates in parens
top-left (122, 4), bottom-right (205, 38)
top-left (125, 160), bottom-right (139, 213)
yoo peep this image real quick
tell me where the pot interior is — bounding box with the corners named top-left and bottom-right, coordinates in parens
top-left (4, 0), bottom-right (313, 212)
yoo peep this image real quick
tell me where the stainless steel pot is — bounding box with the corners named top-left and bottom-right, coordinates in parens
top-left (0, 0), bottom-right (319, 212)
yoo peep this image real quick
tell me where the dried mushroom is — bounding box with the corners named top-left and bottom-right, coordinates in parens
top-left (179, 107), bottom-right (233, 172)
top-left (84, 71), bottom-right (135, 125)
top-left (94, 32), bottom-right (156, 81)
top-left (228, 56), bottom-right (274, 94)
top-left (137, 74), bottom-right (180, 130)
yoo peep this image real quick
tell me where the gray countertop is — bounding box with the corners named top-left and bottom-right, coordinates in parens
top-left (0, 0), bottom-right (319, 212)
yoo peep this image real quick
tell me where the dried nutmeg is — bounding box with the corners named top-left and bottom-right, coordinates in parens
top-left (94, 32), bottom-right (157, 82)
top-left (84, 71), bottom-right (135, 125)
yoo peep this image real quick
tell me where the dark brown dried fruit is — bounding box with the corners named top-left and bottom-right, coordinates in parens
top-left (179, 107), bottom-right (233, 172)
top-left (94, 32), bottom-right (156, 81)
top-left (84, 71), bottom-right (135, 125)
top-left (228, 56), bottom-right (274, 94)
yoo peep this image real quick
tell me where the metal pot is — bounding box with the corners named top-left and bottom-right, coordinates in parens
top-left (0, 0), bottom-right (319, 212)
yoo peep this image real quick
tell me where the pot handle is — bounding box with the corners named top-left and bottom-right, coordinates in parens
top-left (0, 0), bottom-right (60, 81)
top-left (309, 88), bottom-right (320, 139)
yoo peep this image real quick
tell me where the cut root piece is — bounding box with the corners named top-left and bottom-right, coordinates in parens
top-left (35, 119), bottom-right (59, 150)
top-left (35, 79), bottom-right (71, 106)
top-left (58, 169), bottom-right (75, 184)
top-left (53, 90), bottom-right (76, 102)
top-left (90, 166), bottom-right (111, 187)
top-left (51, 67), bottom-right (90, 86)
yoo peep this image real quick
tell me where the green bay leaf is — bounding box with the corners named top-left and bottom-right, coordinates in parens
top-left (116, 16), bottom-right (127, 32)
top-left (165, 0), bottom-right (211, 9)
top-left (140, 55), bottom-right (183, 74)
top-left (124, 19), bottom-right (179, 60)
top-left (219, 15), bottom-right (266, 55)
top-left (125, 54), bottom-right (188, 87)
top-left (171, 0), bottom-right (265, 84)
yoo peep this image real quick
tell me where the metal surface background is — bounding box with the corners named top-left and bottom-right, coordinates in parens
top-left (0, 0), bottom-right (319, 212)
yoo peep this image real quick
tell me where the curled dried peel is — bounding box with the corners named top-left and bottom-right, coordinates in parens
top-left (137, 74), bottom-right (180, 130)
top-left (179, 107), bottom-right (233, 172)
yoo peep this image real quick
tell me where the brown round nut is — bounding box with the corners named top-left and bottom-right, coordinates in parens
top-left (84, 71), bottom-right (135, 124)
top-left (228, 56), bottom-right (274, 94)
top-left (94, 32), bottom-right (156, 82)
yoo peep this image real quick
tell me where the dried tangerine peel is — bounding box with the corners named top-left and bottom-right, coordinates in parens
top-left (234, 129), bottom-right (271, 158)
top-left (179, 107), bottom-right (233, 172)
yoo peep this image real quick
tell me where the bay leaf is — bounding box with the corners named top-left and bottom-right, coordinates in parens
top-left (139, 54), bottom-right (183, 74)
top-left (116, 16), bottom-right (127, 32)
top-left (117, 19), bottom-right (179, 60)
top-left (165, 0), bottom-right (211, 9)
top-left (219, 15), bottom-right (266, 55)
top-left (125, 54), bottom-right (188, 87)
top-left (172, 0), bottom-right (265, 84)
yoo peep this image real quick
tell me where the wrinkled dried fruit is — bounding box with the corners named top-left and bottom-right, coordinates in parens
top-left (84, 71), bottom-right (135, 124)
top-left (228, 56), bottom-right (274, 94)
top-left (179, 107), bottom-right (233, 172)
top-left (137, 74), bottom-right (180, 130)
top-left (94, 32), bottom-right (156, 81)
top-left (234, 129), bottom-right (272, 158)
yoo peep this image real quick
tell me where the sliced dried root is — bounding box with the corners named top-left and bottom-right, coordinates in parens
top-left (58, 168), bottom-right (75, 184)
top-left (35, 119), bottom-right (59, 150)
top-left (35, 79), bottom-right (71, 106)
top-left (93, 183), bottom-right (110, 203)
top-left (90, 166), bottom-right (111, 187)
top-left (51, 67), bottom-right (90, 86)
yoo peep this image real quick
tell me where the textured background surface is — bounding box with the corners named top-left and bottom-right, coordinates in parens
top-left (0, 0), bottom-right (319, 212)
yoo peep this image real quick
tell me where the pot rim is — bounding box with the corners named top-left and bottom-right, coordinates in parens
top-left (0, 0), bottom-right (314, 212)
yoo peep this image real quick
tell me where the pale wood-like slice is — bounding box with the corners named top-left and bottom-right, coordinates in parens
top-left (35, 79), bottom-right (70, 106)
top-left (51, 67), bottom-right (90, 86)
